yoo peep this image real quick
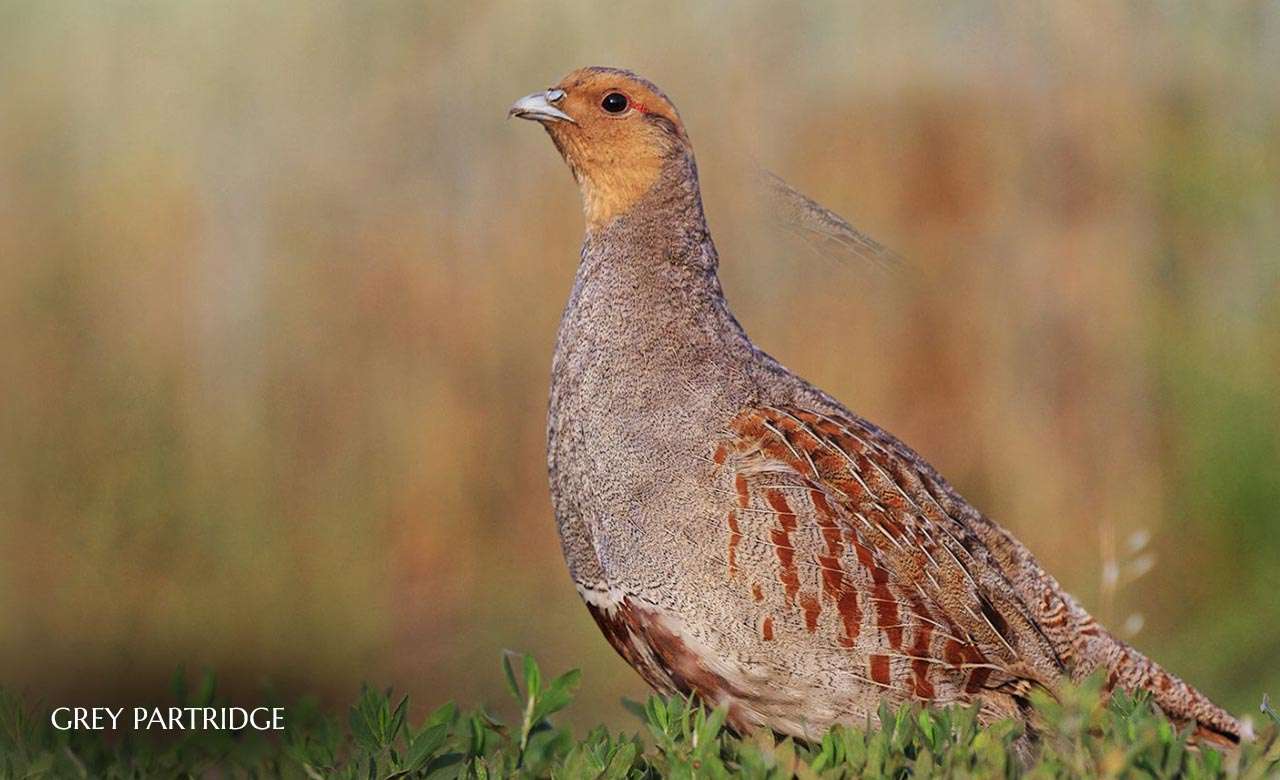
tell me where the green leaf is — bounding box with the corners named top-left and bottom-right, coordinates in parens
top-left (390, 694), bottom-right (408, 744)
top-left (425, 701), bottom-right (458, 731)
top-left (523, 655), bottom-right (542, 700)
top-left (694, 704), bottom-right (727, 750)
top-left (349, 685), bottom-right (404, 753)
top-left (421, 752), bottom-right (465, 780)
top-left (402, 723), bottom-right (448, 773)
top-left (602, 741), bottom-right (638, 779)
top-left (531, 668), bottom-right (582, 725)
top-left (501, 652), bottom-right (521, 702)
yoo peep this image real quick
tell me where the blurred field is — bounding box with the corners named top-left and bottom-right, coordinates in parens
top-left (1, 1), bottom-right (1277, 731)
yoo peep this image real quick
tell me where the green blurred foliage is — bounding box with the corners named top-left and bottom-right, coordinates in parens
top-left (3, 657), bottom-right (1279, 778)
top-left (0, 1), bottom-right (1277, 732)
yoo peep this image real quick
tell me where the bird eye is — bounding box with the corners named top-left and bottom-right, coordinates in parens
top-left (601, 92), bottom-right (629, 114)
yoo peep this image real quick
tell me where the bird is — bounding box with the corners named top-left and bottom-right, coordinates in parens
top-left (508, 66), bottom-right (1246, 747)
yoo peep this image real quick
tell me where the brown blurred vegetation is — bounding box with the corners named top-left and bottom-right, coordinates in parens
top-left (1, 2), bottom-right (1277, 730)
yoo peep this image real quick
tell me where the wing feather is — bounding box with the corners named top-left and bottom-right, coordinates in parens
top-left (714, 404), bottom-right (1066, 706)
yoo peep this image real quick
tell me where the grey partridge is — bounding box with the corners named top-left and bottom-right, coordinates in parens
top-left (509, 67), bottom-right (1245, 746)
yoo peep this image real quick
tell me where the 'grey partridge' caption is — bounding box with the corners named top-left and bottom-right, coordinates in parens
top-left (509, 67), bottom-right (1246, 747)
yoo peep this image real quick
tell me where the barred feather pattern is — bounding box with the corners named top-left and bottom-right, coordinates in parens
top-left (688, 404), bottom-right (1244, 745)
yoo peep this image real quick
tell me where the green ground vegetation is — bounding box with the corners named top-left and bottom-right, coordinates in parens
top-left (2, 656), bottom-right (1277, 779)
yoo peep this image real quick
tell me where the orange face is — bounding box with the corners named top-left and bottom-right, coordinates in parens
top-left (509, 67), bottom-right (690, 228)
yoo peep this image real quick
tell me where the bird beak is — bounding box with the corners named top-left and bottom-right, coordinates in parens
top-left (507, 89), bottom-right (576, 124)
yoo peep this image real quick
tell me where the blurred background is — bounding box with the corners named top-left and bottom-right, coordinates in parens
top-left (2, 1), bottom-right (1277, 731)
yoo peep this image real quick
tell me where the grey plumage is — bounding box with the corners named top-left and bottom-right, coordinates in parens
top-left (515, 66), bottom-right (1246, 747)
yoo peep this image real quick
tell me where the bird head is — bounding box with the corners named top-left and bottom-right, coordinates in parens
top-left (509, 67), bottom-right (691, 229)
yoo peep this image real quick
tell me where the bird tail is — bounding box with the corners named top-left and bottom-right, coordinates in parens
top-left (1077, 624), bottom-right (1249, 747)
top-left (967, 521), bottom-right (1248, 747)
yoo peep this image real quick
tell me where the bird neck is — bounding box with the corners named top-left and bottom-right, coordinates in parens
top-left (581, 151), bottom-right (716, 276)
top-left (550, 151), bottom-right (760, 499)
top-left (561, 150), bottom-right (754, 379)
